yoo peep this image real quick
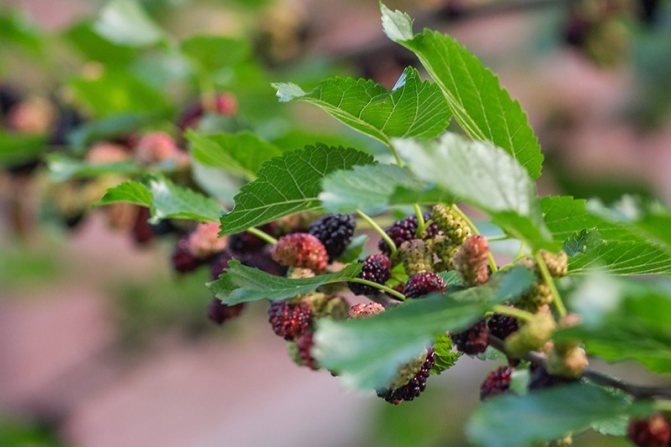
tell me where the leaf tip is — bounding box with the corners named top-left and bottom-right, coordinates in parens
top-left (380, 3), bottom-right (414, 43)
top-left (272, 82), bottom-right (305, 102)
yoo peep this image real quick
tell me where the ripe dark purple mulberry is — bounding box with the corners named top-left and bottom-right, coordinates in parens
top-left (229, 223), bottom-right (278, 254)
top-left (208, 298), bottom-right (245, 325)
top-left (348, 254), bottom-right (392, 296)
top-left (402, 272), bottom-right (447, 298)
top-left (480, 366), bottom-right (514, 400)
top-left (308, 213), bottom-right (356, 260)
top-left (628, 414), bottom-right (671, 447)
top-left (210, 251), bottom-right (234, 280)
top-left (378, 213), bottom-right (440, 255)
top-left (487, 312), bottom-right (519, 341)
top-left (377, 349), bottom-right (435, 404)
top-left (452, 320), bottom-right (489, 355)
top-left (171, 238), bottom-right (202, 273)
top-left (238, 250), bottom-right (287, 276)
top-left (268, 300), bottom-right (312, 341)
top-left (131, 207), bottom-right (154, 246)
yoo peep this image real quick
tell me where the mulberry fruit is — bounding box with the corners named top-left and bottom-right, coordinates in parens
top-left (210, 251), bottom-right (234, 280)
top-left (188, 222), bottom-right (228, 259)
top-left (208, 298), bottom-right (245, 325)
top-left (348, 303), bottom-right (385, 319)
top-left (272, 233), bottom-right (328, 272)
top-left (308, 213), bottom-right (355, 260)
top-left (431, 204), bottom-right (471, 245)
top-left (628, 414), bottom-right (671, 447)
top-left (229, 223), bottom-right (278, 254)
top-left (268, 300), bottom-right (312, 340)
top-left (131, 206), bottom-right (155, 246)
top-left (348, 254), bottom-right (391, 296)
top-left (295, 332), bottom-right (319, 370)
top-left (487, 311), bottom-right (519, 341)
top-left (238, 250), bottom-right (287, 276)
top-left (402, 272), bottom-right (447, 298)
top-left (378, 213), bottom-right (440, 255)
top-left (399, 239), bottom-right (434, 275)
top-left (452, 320), bottom-right (489, 355)
top-left (454, 235), bottom-right (490, 287)
top-left (171, 238), bottom-right (202, 273)
top-left (377, 349), bottom-right (435, 404)
top-left (540, 250), bottom-right (569, 277)
top-left (480, 366), bottom-right (514, 400)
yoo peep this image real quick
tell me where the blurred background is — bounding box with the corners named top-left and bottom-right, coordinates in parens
top-left (1, 0), bottom-right (670, 446)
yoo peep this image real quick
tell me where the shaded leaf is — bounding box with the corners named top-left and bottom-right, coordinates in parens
top-left (186, 130), bottom-right (284, 180)
top-left (181, 35), bottom-right (251, 71)
top-left (313, 266), bottom-right (534, 389)
top-left (319, 163), bottom-right (431, 214)
top-left (542, 196), bottom-right (671, 275)
top-left (219, 145), bottom-right (374, 236)
top-left (429, 334), bottom-right (461, 375)
top-left (99, 178), bottom-right (221, 222)
top-left (394, 133), bottom-right (553, 250)
top-left (0, 131), bottom-right (47, 166)
top-left (47, 155), bottom-right (141, 181)
top-left (466, 383), bottom-right (652, 447)
top-left (208, 260), bottom-right (362, 305)
top-left (556, 276), bottom-right (671, 374)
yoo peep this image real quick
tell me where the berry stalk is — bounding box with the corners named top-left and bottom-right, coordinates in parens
top-left (490, 304), bottom-right (534, 323)
top-left (413, 203), bottom-right (427, 236)
top-left (356, 209), bottom-right (397, 256)
top-left (534, 251), bottom-right (567, 317)
top-left (347, 277), bottom-right (406, 301)
top-left (246, 226), bottom-right (278, 245)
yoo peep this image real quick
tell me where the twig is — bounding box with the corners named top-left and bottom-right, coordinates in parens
top-left (488, 335), bottom-right (671, 400)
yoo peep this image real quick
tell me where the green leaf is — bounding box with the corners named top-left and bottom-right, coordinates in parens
top-left (219, 145), bottom-right (374, 236)
top-left (65, 21), bottom-right (137, 66)
top-left (0, 131), bottom-right (47, 166)
top-left (47, 155), bottom-right (141, 181)
top-left (69, 71), bottom-right (171, 119)
top-left (181, 35), bottom-right (251, 71)
top-left (99, 178), bottom-right (221, 222)
top-left (381, 4), bottom-right (543, 179)
top-left (98, 180), bottom-right (152, 207)
top-left (542, 196), bottom-right (671, 275)
top-left (313, 266), bottom-right (534, 389)
top-left (466, 383), bottom-right (652, 447)
top-left (208, 260), bottom-right (362, 305)
top-left (319, 163), bottom-right (432, 214)
top-left (563, 229), bottom-right (604, 257)
top-left (186, 130), bottom-right (284, 180)
top-left (394, 133), bottom-right (553, 250)
top-left (438, 270), bottom-right (462, 287)
top-left (588, 196), bottom-right (671, 253)
top-left (336, 234), bottom-right (368, 263)
top-left (66, 113), bottom-right (157, 150)
top-left (555, 276), bottom-right (671, 374)
top-left (0, 9), bottom-right (44, 55)
top-left (273, 66), bottom-right (451, 147)
top-left (429, 334), bottom-right (461, 375)
top-left (93, 0), bottom-right (164, 47)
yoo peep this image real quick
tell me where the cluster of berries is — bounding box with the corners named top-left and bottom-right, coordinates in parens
top-left (628, 413), bottom-right (671, 447)
top-left (0, 83), bottom-right (83, 177)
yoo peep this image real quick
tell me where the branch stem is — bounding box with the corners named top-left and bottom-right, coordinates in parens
top-left (534, 251), bottom-right (567, 317)
top-left (491, 305), bottom-right (534, 322)
top-left (413, 203), bottom-right (427, 236)
top-left (348, 278), bottom-right (406, 301)
top-left (488, 335), bottom-right (671, 400)
top-left (246, 227), bottom-right (278, 245)
top-left (356, 209), bottom-right (396, 255)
